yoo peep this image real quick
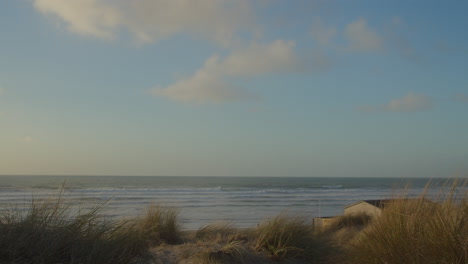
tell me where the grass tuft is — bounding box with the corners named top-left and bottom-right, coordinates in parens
top-left (0, 192), bottom-right (148, 264)
top-left (325, 212), bottom-right (372, 233)
top-left (134, 204), bottom-right (181, 245)
top-left (254, 214), bottom-right (328, 261)
top-left (194, 240), bottom-right (250, 264)
top-left (349, 181), bottom-right (468, 264)
top-left (0, 189), bottom-right (182, 264)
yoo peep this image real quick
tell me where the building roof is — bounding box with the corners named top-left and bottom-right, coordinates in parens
top-left (344, 199), bottom-right (398, 209)
top-left (345, 198), bottom-right (428, 209)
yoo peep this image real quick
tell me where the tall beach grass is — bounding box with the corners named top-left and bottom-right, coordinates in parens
top-left (254, 214), bottom-right (331, 262)
top-left (0, 190), bottom-right (181, 264)
top-left (348, 181), bottom-right (468, 264)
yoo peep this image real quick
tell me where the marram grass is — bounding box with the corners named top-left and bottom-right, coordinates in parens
top-left (0, 191), bottom-right (181, 264)
top-left (348, 181), bottom-right (468, 264)
top-left (254, 214), bottom-right (330, 261)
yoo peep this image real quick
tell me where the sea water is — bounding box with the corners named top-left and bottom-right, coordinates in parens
top-left (0, 176), bottom-right (455, 230)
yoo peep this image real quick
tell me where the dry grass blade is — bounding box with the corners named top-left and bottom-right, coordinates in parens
top-left (349, 180), bottom-right (468, 264)
top-left (0, 187), bottom-right (152, 264)
top-left (134, 204), bottom-right (182, 245)
top-left (254, 214), bottom-right (324, 260)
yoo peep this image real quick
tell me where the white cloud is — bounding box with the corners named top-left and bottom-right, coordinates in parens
top-left (151, 40), bottom-right (300, 103)
top-left (455, 93), bottom-right (468, 103)
top-left (345, 18), bottom-right (383, 52)
top-left (34, 0), bottom-right (253, 45)
top-left (310, 17), bottom-right (337, 46)
top-left (34, 0), bottom-right (121, 40)
top-left (214, 40), bottom-right (301, 76)
top-left (356, 92), bottom-right (433, 113)
top-left (386, 92), bottom-right (433, 112)
top-left (151, 71), bottom-right (258, 104)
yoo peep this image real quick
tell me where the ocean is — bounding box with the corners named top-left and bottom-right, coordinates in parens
top-left (0, 176), bottom-right (456, 230)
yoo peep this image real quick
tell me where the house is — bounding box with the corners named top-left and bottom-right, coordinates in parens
top-left (314, 199), bottom-right (427, 231)
top-left (313, 200), bottom-right (394, 230)
top-left (344, 199), bottom-right (400, 217)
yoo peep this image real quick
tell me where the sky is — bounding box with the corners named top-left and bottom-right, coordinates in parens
top-left (0, 0), bottom-right (467, 177)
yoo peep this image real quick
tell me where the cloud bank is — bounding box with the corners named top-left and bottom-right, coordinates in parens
top-left (151, 40), bottom-right (301, 103)
top-left (356, 92), bottom-right (433, 113)
top-left (34, 1), bottom-right (421, 106)
top-left (34, 0), bottom-right (253, 45)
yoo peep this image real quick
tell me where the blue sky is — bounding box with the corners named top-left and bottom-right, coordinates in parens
top-left (0, 0), bottom-right (467, 177)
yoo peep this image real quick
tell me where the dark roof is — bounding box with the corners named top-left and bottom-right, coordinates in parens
top-left (362, 199), bottom-right (396, 208)
top-left (345, 199), bottom-right (399, 209)
top-left (345, 198), bottom-right (429, 209)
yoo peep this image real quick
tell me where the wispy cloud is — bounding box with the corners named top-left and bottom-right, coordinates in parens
top-left (210, 40), bottom-right (302, 76)
top-left (151, 40), bottom-right (301, 104)
top-left (312, 16), bottom-right (420, 60)
top-left (151, 71), bottom-right (259, 104)
top-left (356, 92), bottom-right (434, 113)
top-left (385, 92), bottom-right (433, 112)
top-left (345, 18), bottom-right (383, 52)
top-left (34, 0), bottom-right (254, 45)
top-left (34, 0), bottom-right (122, 40)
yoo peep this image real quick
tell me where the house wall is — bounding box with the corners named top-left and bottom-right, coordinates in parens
top-left (344, 202), bottom-right (382, 217)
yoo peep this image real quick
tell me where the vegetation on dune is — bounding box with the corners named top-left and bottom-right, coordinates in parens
top-left (254, 214), bottom-right (330, 261)
top-left (134, 204), bottom-right (181, 245)
top-left (0, 181), bottom-right (466, 264)
top-left (194, 240), bottom-right (250, 264)
top-left (324, 212), bottom-right (372, 233)
top-left (0, 196), bottom-right (145, 263)
top-left (348, 182), bottom-right (468, 264)
top-left (0, 190), bottom-right (182, 264)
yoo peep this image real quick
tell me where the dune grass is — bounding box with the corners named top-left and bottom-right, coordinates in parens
top-left (0, 195), bottom-right (145, 263)
top-left (134, 204), bottom-right (181, 245)
top-left (0, 191), bottom-right (182, 264)
top-left (194, 240), bottom-right (250, 264)
top-left (254, 214), bottom-right (331, 261)
top-left (324, 212), bottom-right (372, 233)
top-left (348, 181), bottom-right (468, 264)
